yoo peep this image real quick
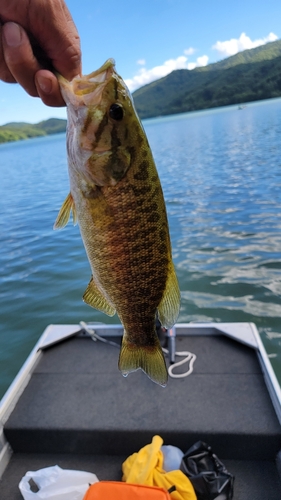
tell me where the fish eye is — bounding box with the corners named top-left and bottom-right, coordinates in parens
top-left (109, 103), bottom-right (124, 121)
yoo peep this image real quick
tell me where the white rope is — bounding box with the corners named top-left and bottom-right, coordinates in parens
top-left (162, 348), bottom-right (197, 378)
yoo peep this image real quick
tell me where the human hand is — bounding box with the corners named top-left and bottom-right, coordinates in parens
top-left (0, 0), bottom-right (81, 106)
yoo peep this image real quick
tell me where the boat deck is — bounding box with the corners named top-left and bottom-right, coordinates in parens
top-left (1, 323), bottom-right (281, 499)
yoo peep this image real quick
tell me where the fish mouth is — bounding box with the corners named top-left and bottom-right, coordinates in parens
top-left (58, 59), bottom-right (116, 106)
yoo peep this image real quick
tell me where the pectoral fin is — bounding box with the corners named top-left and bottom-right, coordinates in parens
top-left (157, 264), bottom-right (181, 329)
top-left (83, 277), bottom-right (116, 316)
top-left (53, 193), bottom-right (77, 229)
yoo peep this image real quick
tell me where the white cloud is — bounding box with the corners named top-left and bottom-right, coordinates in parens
top-left (186, 62), bottom-right (196, 70)
top-left (184, 47), bottom-right (196, 56)
top-left (212, 32), bottom-right (278, 58)
top-left (124, 31), bottom-right (279, 92)
top-left (125, 54), bottom-right (209, 92)
top-left (196, 55), bottom-right (209, 66)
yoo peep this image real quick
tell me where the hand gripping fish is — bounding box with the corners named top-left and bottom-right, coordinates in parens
top-left (54, 59), bottom-right (180, 386)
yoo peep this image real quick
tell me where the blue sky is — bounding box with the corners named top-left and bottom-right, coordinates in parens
top-left (0, 0), bottom-right (280, 125)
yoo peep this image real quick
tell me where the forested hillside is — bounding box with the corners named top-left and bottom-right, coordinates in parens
top-left (133, 39), bottom-right (281, 118)
top-left (0, 118), bottom-right (66, 144)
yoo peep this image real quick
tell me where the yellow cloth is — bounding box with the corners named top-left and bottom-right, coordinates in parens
top-left (122, 435), bottom-right (196, 500)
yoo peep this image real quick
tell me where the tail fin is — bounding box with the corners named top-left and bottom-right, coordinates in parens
top-left (118, 334), bottom-right (168, 387)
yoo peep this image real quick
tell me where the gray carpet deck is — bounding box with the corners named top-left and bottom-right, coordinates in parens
top-left (1, 333), bottom-right (281, 498)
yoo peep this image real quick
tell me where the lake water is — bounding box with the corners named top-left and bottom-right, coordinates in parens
top-left (1, 98), bottom-right (281, 399)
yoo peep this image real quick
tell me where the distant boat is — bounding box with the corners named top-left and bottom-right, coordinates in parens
top-left (238, 105), bottom-right (247, 110)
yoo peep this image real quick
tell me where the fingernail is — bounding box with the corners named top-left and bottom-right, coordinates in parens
top-left (3, 22), bottom-right (22, 47)
top-left (37, 75), bottom-right (53, 94)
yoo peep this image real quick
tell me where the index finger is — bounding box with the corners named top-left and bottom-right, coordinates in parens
top-left (35, 69), bottom-right (66, 107)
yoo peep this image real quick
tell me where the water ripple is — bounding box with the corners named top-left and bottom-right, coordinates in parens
top-left (1, 101), bottom-right (281, 396)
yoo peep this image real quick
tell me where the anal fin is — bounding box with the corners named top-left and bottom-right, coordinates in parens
top-left (83, 276), bottom-right (116, 316)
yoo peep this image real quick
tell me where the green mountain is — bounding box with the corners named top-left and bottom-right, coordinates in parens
top-left (133, 39), bottom-right (281, 119)
top-left (2, 40), bottom-right (281, 143)
top-left (0, 118), bottom-right (66, 144)
top-left (36, 118), bottom-right (67, 134)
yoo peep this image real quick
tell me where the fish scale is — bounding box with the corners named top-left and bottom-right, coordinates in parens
top-left (54, 59), bottom-right (180, 386)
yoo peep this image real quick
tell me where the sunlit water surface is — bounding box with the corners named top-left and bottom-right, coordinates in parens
top-left (1, 98), bottom-right (281, 398)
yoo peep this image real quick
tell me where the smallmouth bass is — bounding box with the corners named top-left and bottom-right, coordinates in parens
top-left (54, 59), bottom-right (180, 386)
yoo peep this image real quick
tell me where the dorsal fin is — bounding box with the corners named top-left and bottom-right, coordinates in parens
top-left (157, 264), bottom-right (180, 329)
